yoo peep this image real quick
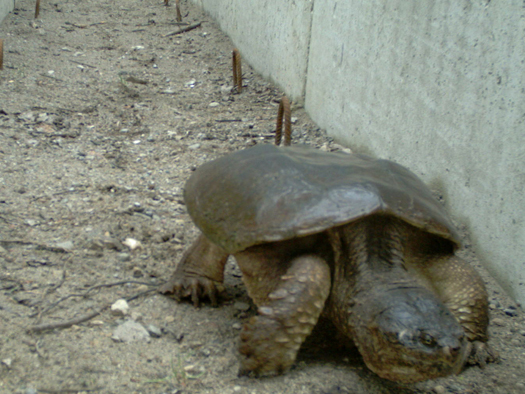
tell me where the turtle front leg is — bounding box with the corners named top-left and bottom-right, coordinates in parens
top-left (159, 233), bottom-right (229, 307)
top-left (418, 255), bottom-right (499, 366)
top-left (237, 254), bottom-right (331, 376)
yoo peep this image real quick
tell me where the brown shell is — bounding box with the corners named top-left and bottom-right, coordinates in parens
top-left (185, 144), bottom-right (460, 254)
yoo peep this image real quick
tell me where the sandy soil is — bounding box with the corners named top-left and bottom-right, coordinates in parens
top-left (0, 1), bottom-right (524, 393)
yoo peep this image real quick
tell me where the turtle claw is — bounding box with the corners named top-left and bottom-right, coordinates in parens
top-left (467, 341), bottom-right (499, 368)
top-left (160, 234), bottom-right (228, 307)
top-left (159, 274), bottom-right (223, 307)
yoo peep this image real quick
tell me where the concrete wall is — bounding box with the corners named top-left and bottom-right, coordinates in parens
top-left (0, 0), bottom-right (15, 24)
top-left (192, 0), bottom-right (525, 306)
top-left (191, 0), bottom-right (314, 99)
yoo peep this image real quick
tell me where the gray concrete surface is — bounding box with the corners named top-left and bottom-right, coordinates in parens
top-left (192, 0), bottom-right (313, 100)
top-left (0, 0), bottom-right (15, 25)
top-left (191, 0), bottom-right (525, 306)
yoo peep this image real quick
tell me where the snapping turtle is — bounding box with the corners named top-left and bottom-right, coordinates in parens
top-left (161, 144), bottom-right (495, 383)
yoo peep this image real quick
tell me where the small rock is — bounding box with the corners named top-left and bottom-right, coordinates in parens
top-left (123, 238), bottom-right (142, 251)
top-left (492, 317), bottom-right (505, 326)
top-left (130, 311), bottom-right (143, 322)
top-left (117, 253), bottom-right (131, 262)
top-left (209, 102), bottom-right (220, 107)
top-left (233, 301), bottom-right (250, 312)
top-left (112, 320), bottom-right (150, 343)
top-left (25, 219), bottom-right (39, 227)
top-left (332, 143), bottom-right (353, 154)
top-left (55, 240), bottom-right (74, 250)
top-left (220, 85), bottom-right (233, 95)
top-left (146, 324), bottom-right (162, 338)
top-left (132, 267), bottom-right (144, 278)
top-left (504, 308), bottom-right (518, 317)
top-left (19, 111), bottom-right (35, 121)
top-left (188, 143), bottom-right (201, 150)
top-left (36, 113), bottom-right (50, 122)
top-left (232, 322), bottom-right (242, 330)
top-left (433, 385), bottom-right (446, 394)
top-left (111, 299), bottom-right (130, 316)
top-left (183, 364), bottom-right (203, 375)
top-left (1, 358), bottom-right (12, 368)
top-left (200, 348), bottom-right (211, 357)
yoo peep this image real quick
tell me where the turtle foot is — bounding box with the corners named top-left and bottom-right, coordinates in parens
top-left (159, 273), bottom-right (223, 307)
top-left (467, 340), bottom-right (499, 368)
top-left (238, 314), bottom-right (299, 377)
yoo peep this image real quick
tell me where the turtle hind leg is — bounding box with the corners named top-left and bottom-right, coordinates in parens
top-left (159, 233), bottom-right (229, 307)
top-left (238, 254), bottom-right (331, 377)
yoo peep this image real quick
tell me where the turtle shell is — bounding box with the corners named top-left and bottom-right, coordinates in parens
top-left (184, 144), bottom-right (460, 254)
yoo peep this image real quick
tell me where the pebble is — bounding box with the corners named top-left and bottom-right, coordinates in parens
top-left (25, 219), bottom-right (39, 227)
top-left (209, 102), bottom-right (220, 107)
top-left (146, 324), bottom-right (162, 338)
top-left (232, 322), bottom-right (242, 330)
top-left (55, 240), bottom-right (74, 250)
top-left (132, 267), bottom-right (144, 278)
top-left (233, 301), bottom-right (250, 312)
top-left (492, 317), bottom-right (505, 326)
top-left (433, 385), bottom-right (446, 394)
top-left (117, 253), bottom-right (131, 262)
top-left (111, 299), bottom-right (130, 316)
top-left (188, 143), bottom-right (201, 150)
top-left (112, 320), bottom-right (150, 343)
top-left (183, 364), bottom-right (203, 375)
top-left (220, 85), bottom-right (233, 95)
top-left (504, 308), bottom-right (518, 317)
top-left (1, 358), bottom-right (12, 368)
top-left (123, 238), bottom-right (142, 251)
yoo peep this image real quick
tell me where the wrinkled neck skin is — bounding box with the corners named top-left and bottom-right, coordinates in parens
top-left (326, 216), bottom-right (468, 383)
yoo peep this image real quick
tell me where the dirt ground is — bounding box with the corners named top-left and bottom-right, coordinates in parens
top-left (0, 1), bottom-right (524, 393)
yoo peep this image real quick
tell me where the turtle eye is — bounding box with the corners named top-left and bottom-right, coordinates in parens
top-left (420, 332), bottom-right (437, 347)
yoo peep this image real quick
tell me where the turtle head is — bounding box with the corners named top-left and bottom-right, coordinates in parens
top-left (352, 286), bottom-right (468, 383)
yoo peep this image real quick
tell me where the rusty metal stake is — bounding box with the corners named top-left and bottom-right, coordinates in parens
top-left (275, 96), bottom-right (292, 146)
top-left (35, 0), bottom-right (40, 19)
top-left (175, 0), bottom-right (182, 22)
top-left (232, 48), bottom-right (242, 93)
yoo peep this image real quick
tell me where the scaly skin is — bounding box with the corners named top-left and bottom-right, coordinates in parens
top-left (326, 216), bottom-right (495, 382)
top-left (237, 254), bottom-right (330, 376)
top-left (161, 215), bottom-right (496, 382)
